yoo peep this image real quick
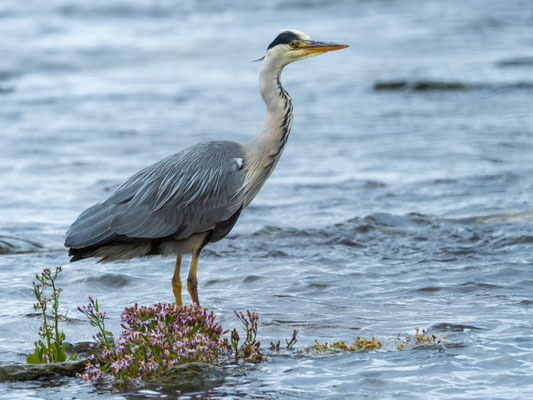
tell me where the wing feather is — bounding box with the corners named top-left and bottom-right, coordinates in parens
top-left (65, 141), bottom-right (245, 249)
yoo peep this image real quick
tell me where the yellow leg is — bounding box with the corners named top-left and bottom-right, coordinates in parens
top-left (172, 255), bottom-right (182, 306)
top-left (187, 250), bottom-right (200, 305)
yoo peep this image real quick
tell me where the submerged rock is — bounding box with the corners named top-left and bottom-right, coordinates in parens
top-left (147, 362), bottom-right (225, 391)
top-left (64, 341), bottom-right (98, 358)
top-left (0, 342), bottom-right (93, 382)
top-left (374, 80), bottom-right (468, 91)
top-left (0, 358), bottom-right (225, 390)
top-left (373, 80), bottom-right (533, 92)
top-left (0, 360), bottom-right (85, 382)
top-left (0, 235), bottom-right (43, 255)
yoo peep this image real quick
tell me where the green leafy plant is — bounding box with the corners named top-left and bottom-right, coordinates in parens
top-left (26, 266), bottom-right (78, 364)
top-left (230, 310), bottom-right (266, 362)
top-left (77, 295), bottom-right (114, 350)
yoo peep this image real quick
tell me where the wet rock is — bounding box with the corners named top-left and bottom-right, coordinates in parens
top-left (374, 80), bottom-right (410, 90)
top-left (374, 80), bottom-right (468, 91)
top-left (495, 56), bottom-right (533, 67)
top-left (64, 341), bottom-right (96, 358)
top-left (0, 86), bottom-right (14, 94)
top-left (326, 236), bottom-right (365, 247)
top-left (0, 235), bottom-right (43, 255)
top-left (0, 360), bottom-right (85, 382)
top-left (147, 362), bottom-right (225, 391)
top-left (431, 323), bottom-right (485, 331)
top-left (242, 274), bottom-right (263, 283)
top-left (0, 342), bottom-right (97, 382)
top-left (75, 273), bottom-right (136, 288)
top-left (374, 80), bottom-right (533, 92)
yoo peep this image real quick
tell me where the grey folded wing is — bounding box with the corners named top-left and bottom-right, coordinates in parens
top-left (65, 141), bottom-right (245, 249)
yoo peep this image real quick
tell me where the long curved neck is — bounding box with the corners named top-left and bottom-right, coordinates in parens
top-left (241, 57), bottom-right (293, 205)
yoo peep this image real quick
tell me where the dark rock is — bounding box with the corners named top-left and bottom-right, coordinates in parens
top-left (496, 56), bottom-right (533, 67)
top-left (0, 360), bottom-right (85, 382)
top-left (411, 81), bottom-right (466, 91)
top-left (374, 80), bottom-right (408, 90)
top-left (374, 80), bottom-right (468, 91)
top-left (430, 322), bottom-right (485, 331)
top-left (0, 86), bottom-right (14, 94)
top-left (0, 235), bottom-right (43, 255)
top-left (64, 341), bottom-right (95, 358)
top-left (147, 362), bottom-right (225, 391)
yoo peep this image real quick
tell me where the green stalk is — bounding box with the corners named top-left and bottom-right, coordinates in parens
top-left (50, 275), bottom-right (62, 361)
top-left (36, 287), bottom-right (52, 361)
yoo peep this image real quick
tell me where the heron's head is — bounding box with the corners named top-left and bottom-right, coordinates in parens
top-left (262, 29), bottom-right (348, 67)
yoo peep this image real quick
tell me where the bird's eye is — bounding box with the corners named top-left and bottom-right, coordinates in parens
top-left (289, 41), bottom-right (298, 48)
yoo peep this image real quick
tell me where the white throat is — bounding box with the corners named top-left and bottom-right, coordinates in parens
top-left (240, 52), bottom-right (294, 206)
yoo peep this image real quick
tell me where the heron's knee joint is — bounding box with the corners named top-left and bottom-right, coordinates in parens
top-left (187, 276), bottom-right (197, 287)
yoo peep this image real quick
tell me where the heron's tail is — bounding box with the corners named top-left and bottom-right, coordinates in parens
top-left (65, 202), bottom-right (116, 249)
top-left (68, 242), bottom-right (152, 263)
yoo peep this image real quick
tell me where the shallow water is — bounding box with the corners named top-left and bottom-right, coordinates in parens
top-left (1, 0), bottom-right (533, 398)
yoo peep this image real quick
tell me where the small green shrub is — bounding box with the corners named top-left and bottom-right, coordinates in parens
top-left (26, 266), bottom-right (78, 364)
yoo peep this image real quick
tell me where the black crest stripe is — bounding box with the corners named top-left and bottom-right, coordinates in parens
top-left (267, 31), bottom-right (301, 50)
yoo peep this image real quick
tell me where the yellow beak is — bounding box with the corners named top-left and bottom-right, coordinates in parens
top-left (299, 40), bottom-right (349, 54)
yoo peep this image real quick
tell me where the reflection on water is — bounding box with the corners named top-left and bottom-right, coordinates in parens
top-left (1, 0), bottom-right (533, 398)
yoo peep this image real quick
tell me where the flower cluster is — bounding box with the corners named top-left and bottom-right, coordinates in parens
top-left (80, 303), bottom-right (233, 383)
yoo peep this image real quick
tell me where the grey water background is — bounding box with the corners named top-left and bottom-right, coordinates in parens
top-left (1, 0), bottom-right (533, 398)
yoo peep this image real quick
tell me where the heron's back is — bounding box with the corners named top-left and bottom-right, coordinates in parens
top-left (65, 140), bottom-right (246, 261)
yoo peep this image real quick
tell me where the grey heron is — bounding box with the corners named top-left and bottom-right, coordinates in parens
top-left (65, 30), bottom-right (348, 306)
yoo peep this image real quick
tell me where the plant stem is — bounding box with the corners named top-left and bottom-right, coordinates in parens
top-left (50, 274), bottom-right (62, 358)
top-left (36, 288), bottom-right (52, 360)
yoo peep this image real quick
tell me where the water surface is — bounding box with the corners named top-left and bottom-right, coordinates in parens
top-left (1, 0), bottom-right (532, 398)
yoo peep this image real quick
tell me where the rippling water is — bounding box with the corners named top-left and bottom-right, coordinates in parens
top-left (1, 0), bottom-right (533, 398)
